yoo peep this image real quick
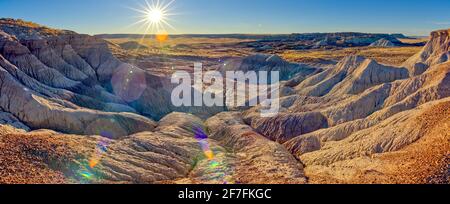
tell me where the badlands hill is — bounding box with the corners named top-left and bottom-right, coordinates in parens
top-left (0, 19), bottom-right (448, 184)
top-left (369, 38), bottom-right (396, 47)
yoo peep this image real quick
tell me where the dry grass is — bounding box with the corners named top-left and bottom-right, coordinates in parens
top-left (281, 46), bottom-right (423, 66)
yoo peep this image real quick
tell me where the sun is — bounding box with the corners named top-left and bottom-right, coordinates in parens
top-left (147, 8), bottom-right (163, 23)
top-left (131, 0), bottom-right (175, 34)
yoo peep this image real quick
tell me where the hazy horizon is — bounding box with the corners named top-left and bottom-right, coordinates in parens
top-left (91, 33), bottom-right (430, 37)
top-left (1, 0), bottom-right (450, 36)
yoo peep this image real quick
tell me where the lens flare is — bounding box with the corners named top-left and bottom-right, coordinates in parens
top-left (111, 64), bottom-right (147, 102)
top-left (88, 139), bottom-right (110, 169)
top-left (81, 171), bottom-right (93, 179)
top-left (76, 130), bottom-right (113, 183)
top-left (156, 30), bottom-right (169, 42)
top-left (192, 125), bottom-right (235, 184)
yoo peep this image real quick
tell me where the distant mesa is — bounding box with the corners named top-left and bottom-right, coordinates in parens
top-left (95, 33), bottom-right (265, 40)
top-left (390, 33), bottom-right (409, 39)
top-left (173, 43), bottom-right (193, 49)
top-left (242, 32), bottom-right (409, 51)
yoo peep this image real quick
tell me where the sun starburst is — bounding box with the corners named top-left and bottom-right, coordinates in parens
top-left (131, 0), bottom-right (176, 34)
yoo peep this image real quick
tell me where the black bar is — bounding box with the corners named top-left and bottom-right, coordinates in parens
top-left (0, 184), bottom-right (447, 203)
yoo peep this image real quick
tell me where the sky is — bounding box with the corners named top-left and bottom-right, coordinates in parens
top-left (1, 0), bottom-right (450, 36)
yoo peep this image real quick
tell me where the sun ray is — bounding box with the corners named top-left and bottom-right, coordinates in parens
top-left (161, 0), bottom-right (175, 11)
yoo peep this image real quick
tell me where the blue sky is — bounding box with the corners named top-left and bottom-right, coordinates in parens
top-left (1, 0), bottom-right (449, 35)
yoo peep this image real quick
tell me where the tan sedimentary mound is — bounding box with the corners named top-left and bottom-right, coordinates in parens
top-left (243, 55), bottom-right (412, 131)
top-left (204, 112), bottom-right (307, 184)
top-left (300, 98), bottom-right (450, 165)
top-left (284, 60), bottom-right (450, 157)
top-left (0, 64), bottom-right (156, 137)
top-left (220, 54), bottom-right (319, 80)
top-left (327, 58), bottom-right (409, 95)
top-left (295, 55), bottom-right (409, 96)
top-left (403, 29), bottom-right (450, 75)
top-left (299, 98), bottom-right (450, 183)
top-left (0, 31), bottom-right (82, 90)
top-left (247, 112), bottom-right (328, 143)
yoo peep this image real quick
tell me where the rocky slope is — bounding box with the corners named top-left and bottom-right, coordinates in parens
top-left (242, 29), bottom-right (450, 183)
top-left (297, 98), bottom-right (449, 183)
top-left (245, 60), bottom-right (448, 146)
top-left (0, 112), bottom-right (307, 184)
top-left (293, 55), bottom-right (409, 97)
top-left (0, 18), bottom-right (223, 131)
top-left (0, 19), bottom-right (166, 137)
top-left (403, 29), bottom-right (450, 76)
